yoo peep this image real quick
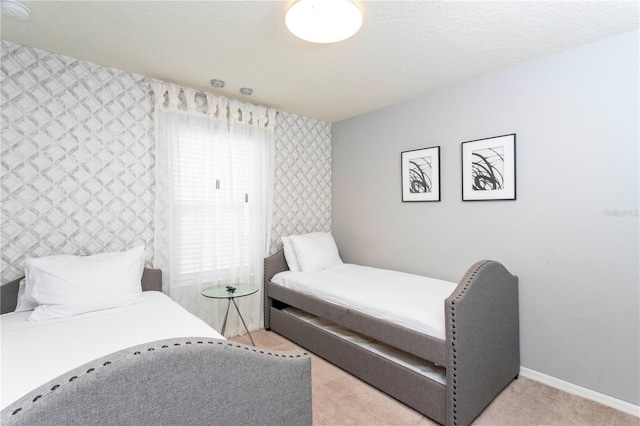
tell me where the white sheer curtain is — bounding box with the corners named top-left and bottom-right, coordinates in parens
top-left (152, 80), bottom-right (275, 337)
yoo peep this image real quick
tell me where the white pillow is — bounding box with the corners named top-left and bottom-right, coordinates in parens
top-left (290, 232), bottom-right (343, 272)
top-left (25, 246), bottom-right (146, 321)
top-left (14, 278), bottom-right (38, 312)
top-left (16, 253), bottom-right (89, 312)
top-left (281, 236), bottom-right (301, 272)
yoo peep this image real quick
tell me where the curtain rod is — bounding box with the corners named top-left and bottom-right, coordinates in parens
top-left (143, 78), bottom-right (277, 115)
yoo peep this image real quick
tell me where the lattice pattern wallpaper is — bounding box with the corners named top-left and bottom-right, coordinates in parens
top-left (1, 41), bottom-right (155, 283)
top-left (271, 112), bottom-right (332, 253)
top-left (1, 41), bottom-right (332, 283)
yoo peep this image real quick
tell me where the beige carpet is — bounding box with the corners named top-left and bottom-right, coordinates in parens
top-left (232, 330), bottom-right (639, 426)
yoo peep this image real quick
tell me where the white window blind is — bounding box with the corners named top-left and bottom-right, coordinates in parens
top-left (173, 128), bottom-right (257, 279)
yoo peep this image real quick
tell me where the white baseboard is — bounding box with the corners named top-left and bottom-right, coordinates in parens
top-left (519, 367), bottom-right (640, 418)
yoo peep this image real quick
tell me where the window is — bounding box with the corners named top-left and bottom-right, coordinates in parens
top-left (153, 82), bottom-right (274, 334)
top-left (172, 127), bottom-right (258, 279)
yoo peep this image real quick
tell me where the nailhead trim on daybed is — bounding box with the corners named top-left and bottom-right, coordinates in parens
top-left (9, 339), bottom-right (308, 419)
top-left (449, 260), bottom-right (490, 426)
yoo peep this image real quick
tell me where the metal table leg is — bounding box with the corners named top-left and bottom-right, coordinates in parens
top-left (221, 297), bottom-right (232, 337)
top-left (231, 298), bottom-right (255, 346)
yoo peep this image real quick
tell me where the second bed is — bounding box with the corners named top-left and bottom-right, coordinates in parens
top-left (264, 246), bottom-right (519, 426)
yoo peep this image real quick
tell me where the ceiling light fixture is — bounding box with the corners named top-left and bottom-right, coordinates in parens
top-left (1, 0), bottom-right (31, 20)
top-left (285, 0), bottom-right (362, 44)
top-left (239, 88), bottom-right (253, 96)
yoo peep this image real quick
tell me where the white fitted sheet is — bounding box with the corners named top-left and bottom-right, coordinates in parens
top-left (272, 264), bottom-right (457, 340)
top-left (282, 307), bottom-right (446, 385)
top-left (1, 291), bottom-right (223, 410)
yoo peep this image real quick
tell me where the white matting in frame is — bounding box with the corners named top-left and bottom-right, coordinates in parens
top-left (401, 146), bottom-right (440, 202)
top-left (462, 134), bottom-right (516, 201)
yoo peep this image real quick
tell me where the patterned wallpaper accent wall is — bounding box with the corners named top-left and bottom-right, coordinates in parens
top-left (271, 112), bottom-right (332, 253)
top-left (1, 41), bottom-right (155, 283)
top-left (1, 41), bottom-right (332, 283)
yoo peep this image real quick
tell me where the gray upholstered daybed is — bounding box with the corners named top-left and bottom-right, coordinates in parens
top-left (264, 248), bottom-right (519, 426)
top-left (1, 268), bottom-right (312, 426)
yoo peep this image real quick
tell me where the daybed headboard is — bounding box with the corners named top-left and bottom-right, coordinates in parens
top-left (264, 249), bottom-right (289, 330)
top-left (0, 268), bottom-right (163, 315)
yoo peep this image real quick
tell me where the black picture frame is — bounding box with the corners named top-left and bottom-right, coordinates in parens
top-left (401, 146), bottom-right (441, 202)
top-left (461, 134), bottom-right (516, 201)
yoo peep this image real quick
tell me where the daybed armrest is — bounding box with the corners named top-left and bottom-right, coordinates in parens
top-left (1, 337), bottom-right (312, 426)
top-left (445, 260), bottom-right (519, 426)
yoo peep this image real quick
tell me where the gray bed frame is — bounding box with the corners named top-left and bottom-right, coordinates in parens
top-left (1, 268), bottom-right (313, 426)
top-left (264, 249), bottom-right (519, 426)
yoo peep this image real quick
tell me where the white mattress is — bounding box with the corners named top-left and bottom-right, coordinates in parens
top-left (272, 264), bottom-right (457, 340)
top-left (1, 291), bottom-right (223, 410)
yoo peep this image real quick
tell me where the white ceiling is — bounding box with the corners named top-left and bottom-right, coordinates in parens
top-left (1, 1), bottom-right (638, 123)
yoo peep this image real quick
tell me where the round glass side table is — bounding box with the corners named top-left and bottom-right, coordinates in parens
top-left (201, 283), bottom-right (258, 346)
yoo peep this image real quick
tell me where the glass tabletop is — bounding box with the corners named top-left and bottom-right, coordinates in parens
top-left (201, 283), bottom-right (258, 299)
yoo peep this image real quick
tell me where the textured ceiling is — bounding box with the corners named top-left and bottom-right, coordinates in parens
top-left (1, 1), bottom-right (638, 123)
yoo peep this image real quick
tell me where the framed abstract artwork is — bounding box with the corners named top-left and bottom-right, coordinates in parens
top-left (461, 134), bottom-right (516, 201)
top-left (401, 146), bottom-right (440, 202)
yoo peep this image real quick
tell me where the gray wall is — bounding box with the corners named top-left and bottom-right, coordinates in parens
top-left (332, 30), bottom-right (639, 404)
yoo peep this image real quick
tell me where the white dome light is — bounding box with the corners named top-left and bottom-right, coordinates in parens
top-left (286, 0), bottom-right (363, 44)
top-left (1, 0), bottom-right (30, 20)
